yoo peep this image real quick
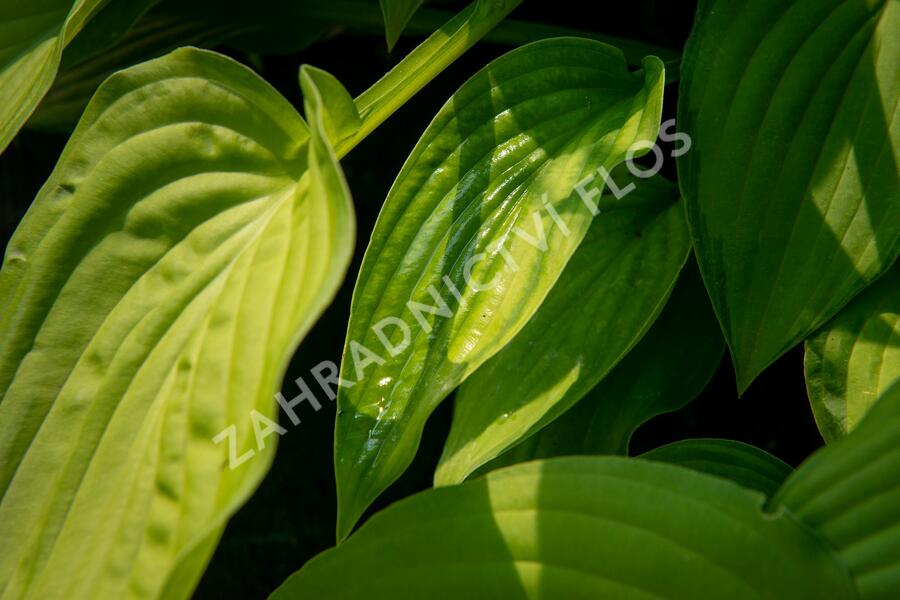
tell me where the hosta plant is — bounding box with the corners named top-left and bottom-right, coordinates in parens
top-left (0, 0), bottom-right (896, 598)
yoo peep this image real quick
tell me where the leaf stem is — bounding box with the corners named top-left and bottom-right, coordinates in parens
top-left (333, 0), bottom-right (523, 158)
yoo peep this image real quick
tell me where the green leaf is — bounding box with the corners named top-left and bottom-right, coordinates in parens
top-left (380, 0), bottom-right (424, 51)
top-left (29, 3), bottom-right (232, 133)
top-left (436, 174), bottom-right (690, 485)
top-left (299, 65), bottom-right (361, 146)
top-left (0, 0), bottom-right (107, 152)
top-left (805, 261), bottom-right (899, 442)
top-left (273, 457), bottom-right (856, 599)
top-left (29, 0), bottom-right (346, 133)
top-left (474, 258), bottom-right (724, 472)
top-left (59, 0), bottom-right (160, 68)
top-left (773, 382), bottom-right (900, 600)
top-left (336, 0), bottom-right (525, 156)
top-left (334, 38), bottom-right (665, 539)
top-left (0, 47), bottom-right (355, 598)
top-left (678, 0), bottom-right (900, 391)
top-left (641, 439), bottom-right (792, 498)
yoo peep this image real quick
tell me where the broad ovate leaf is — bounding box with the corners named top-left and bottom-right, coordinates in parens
top-left (334, 38), bottom-right (665, 539)
top-left (641, 438), bottom-right (792, 498)
top-left (805, 261), bottom-right (899, 442)
top-left (436, 174), bottom-right (690, 485)
top-left (380, 0), bottom-right (424, 50)
top-left (773, 382), bottom-right (900, 600)
top-left (679, 0), bottom-right (900, 391)
top-left (0, 48), bottom-right (354, 598)
top-left (0, 0), bottom-right (106, 152)
top-left (274, 457), bottom-right (855, 599)
top-left (474, 259), bottom-right (724, 472)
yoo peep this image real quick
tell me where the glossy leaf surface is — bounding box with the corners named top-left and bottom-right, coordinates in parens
top-left (274, 457), bottom-right (855, 599)
top-left (476, 259), bottom-right (723, 473)
top-left (334, 38), bottom-right (665, 539)
top-left (679, 0), bottom-right (900, 391)
top-left (0, 48), bottom-right (355, 598)
top-left (436, 174), bottom-right (690, 485)
top-left (805, 262), bottom-right (899, 442)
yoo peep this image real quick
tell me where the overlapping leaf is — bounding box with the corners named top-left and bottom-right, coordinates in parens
top-left (436, 173), bottom-right (691, 485)
top-left (641, 438), bottom-right (792, 497)
top-left (0, 48), bottom-right (355, 599)
top-left (773, 382), bottom-right (900, 600)
top-left (334, 38), bottom-right (665, 538)
top-left (805, 261), bottom-right (899, 442)
top-left (274, 457), bottom-right (855, 599)
top-left (474, 260), bottom-right (723, 473)
top-left (0, 0), bottom-right (107, 152)
top-left (679, 0), bottom-right (900, 391)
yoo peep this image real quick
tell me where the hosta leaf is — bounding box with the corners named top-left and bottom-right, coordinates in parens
top-left (380, 0), bottom-right (424, 51)
top-left (59, 0), bottom-right (159, 68)
top-left (805, 261), bottom-right (899, 442)
top-left (29, 4), bottom-right (231, 133)
top-left (300, 65), bottom-right (362, 146)
top-left (773, 382), bottom-right (900, 600)
top-left (476, 259), bottom-right (724, 472)
top-left (0, 0), bottom-right (106, 152)
top-left (274, 457), bottom-right (856, 599)
top-left (678, 0), bottom-right (900, 391)
top-left (29, 0), bottom-right (351, 133)
top-left (641, 438), bottom-right (792, 498)
top-left (436, 174), bottom-right (690, 485)
top-left (334, 38), bottom-right (665, 539)
top-left (0, 48), bottom-right (355, 598)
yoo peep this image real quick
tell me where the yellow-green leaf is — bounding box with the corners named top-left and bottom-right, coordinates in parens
top-left (0, 47), bottom-right (355, 599)
top-left (436, 174), bottom-right (690, 485)
top-left (805, 262), bottom-right (899, 442)
top-left (334, 38), bottom-right (665, 539)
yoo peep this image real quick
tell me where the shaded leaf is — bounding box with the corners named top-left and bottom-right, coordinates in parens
top-left (773, 382), bottom-right (900, 600)
top-left (274, 457), bottom-right (855, 599)
top-left (641, 438), bottom-right (792, 497)
top-left (0, 48), bottom-right (354, 598)
top-left (380, 0), bottom-right (424, 50)
top-left (334, 38), bottom-right (665, 539)
top-left (59, 0), bottom-right (160, 68)
top-left (29, 0), bottom-right (333, 132)
top-left (0, 0), bottom-right (106, 152)
top-left (805, 261), bottom-right (899, 442)
top-left (678, 0), bottom-right (900, 391)
top-left (474, 258), bottom-right (724, 473)
top-left (436, 174), bottom-right (690, 485)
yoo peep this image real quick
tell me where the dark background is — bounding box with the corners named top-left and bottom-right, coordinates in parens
top-left (0, 1), bottom-right (824, 597)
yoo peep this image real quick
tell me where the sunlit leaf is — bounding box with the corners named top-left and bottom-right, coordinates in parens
top-left (274, 457), bottom-right (855, 599)
top-left (334, 38), bottom-right (665, 539)
top-left (0, 0), bottom-right (106, 152)
top-left (641, 438), bottom-right (792, 497)
top-left (773, 382), bottom-right (900, 600)
top-left (0, 48), bottom-right (355, 598)
top-left (436, 173), bottom-right (690, 485)
top-left (805, 261), bottom-right (899, 442)
top-left (679, 0), bottom-right (900, 391)
top-left (473, 259), bottom-right (723, 473)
